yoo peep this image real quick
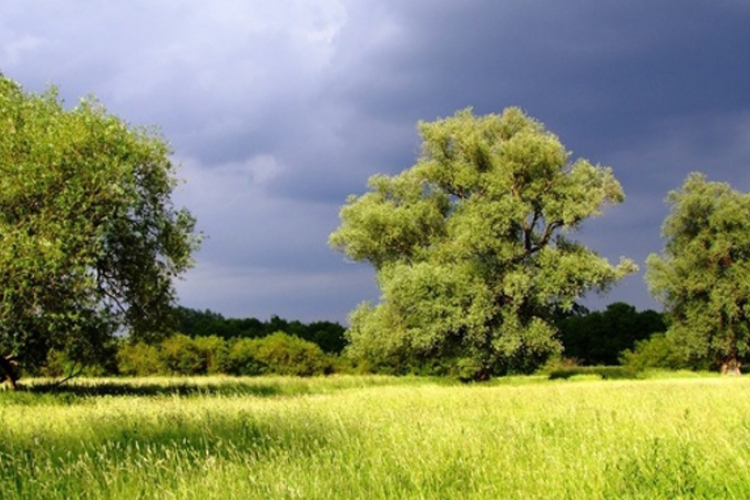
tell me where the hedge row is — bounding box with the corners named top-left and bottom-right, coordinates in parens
top-left (115, 332), bottom-right (337, 377)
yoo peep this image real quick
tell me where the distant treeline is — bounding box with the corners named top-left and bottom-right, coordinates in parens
top-left (168, 303), bottom-right (668, 372)
top-left (555, 302), bottom-right (666, 366)
top-left (171, 307), bottom-right (347, 355)
top-left (34, 303), bottom-right (675, 380)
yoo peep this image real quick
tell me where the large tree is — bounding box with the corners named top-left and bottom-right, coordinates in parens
top-left (330, 108), bottom-right (636, 379)
top-left (646, 173), bottom-right (750, 374)
top-left (0, 77), bottom-right (199, 387)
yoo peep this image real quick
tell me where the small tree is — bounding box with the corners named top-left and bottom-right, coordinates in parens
top-left (0, 77), bottom-right (198, 387)
top-left (646, 173), bottom-right (750, 374)
top-left (330, 108), bottom-right (636, 379)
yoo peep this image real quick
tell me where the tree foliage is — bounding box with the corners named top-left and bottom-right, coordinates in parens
top-left (114, 330), bottom-right (338, 378)
top-left (330, 108), bottom-right (636, 379)
top-left (0, 77), bottom-right (198, 386)
top-left (646, 173), bottom-right (750, 374)
top-left (557, 302), bottom-right (666, 365)
top-left (116, 342), bottom-right (165, 376)
top-left (171, 307), bottom-right (347, 354)
top-left (619, 333), bottom-right (700, 372)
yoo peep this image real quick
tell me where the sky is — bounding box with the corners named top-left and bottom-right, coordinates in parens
top-left (2, 1), bottom-right (750, 323)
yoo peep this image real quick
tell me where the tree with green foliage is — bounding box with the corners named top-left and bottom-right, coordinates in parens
top-left (330, 107), bottom-right (636, 379)
top-left (646, 173), bottom-right (750, 375)
top-left (0, 77), bottom-right (198, 387)
top-left (557, 302), bottom-right (666, 365)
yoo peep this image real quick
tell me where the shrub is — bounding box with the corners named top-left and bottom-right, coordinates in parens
top-left (193, 335), bottom-right (229, 374)
top-left (226, 338), bottom-right (267, 376)
top-left (619, 333), bottom-right (692, 371)
top-left (251, 332), bottom-right (333, 376)
top-left (538, 356), bottom-right (581, 374)
top-left (225, 332), bottom-right (333, 376)
top-left (160, 334), bottom-right (205, 375)
top-left (117, 342), bottom-right (166, 376)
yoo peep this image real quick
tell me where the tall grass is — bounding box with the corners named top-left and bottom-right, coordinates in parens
top-left (2, 375), bottom-right (750, 499)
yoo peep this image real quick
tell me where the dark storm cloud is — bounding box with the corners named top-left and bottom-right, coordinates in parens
top-left (300, 0), bottom-right (750, 312)
top-left (2, 1), bottom-right (749, 321)
top-left (270, 0), bottom-right (750, 206)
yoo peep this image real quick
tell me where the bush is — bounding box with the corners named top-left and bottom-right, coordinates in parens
top-left (193, 335), bottom-right (229, 374)
top-left (112, 331), bottom-right (344, 378)
top-left (160, 334), bottom-right (205, 375)
top-left (226, 332), bottom-right (333, 376)
top-left (117, 342), bottom-right (166, 376)
top-left (538, 356), bottom-right (581, 374)
top-left (253, 332), bottom-right (334, 376)
top-left (619, 333), bottom-right (691, 371)
top-left (226, 338), bottom-right (266, 376)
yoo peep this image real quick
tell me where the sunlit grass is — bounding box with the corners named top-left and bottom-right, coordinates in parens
top-left (2, 375), bottom-right (750, 499)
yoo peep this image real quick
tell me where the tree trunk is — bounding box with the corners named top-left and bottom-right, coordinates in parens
top-left (720, 357), bottom-right (741, 376)
top-left (0, 355), bottom-right (19, 390)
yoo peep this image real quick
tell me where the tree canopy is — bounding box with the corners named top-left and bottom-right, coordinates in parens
top-left (646, 173), bottom-right (750, 374)
top-left (0, 77), bottom-right (198, 387)
top-left (330, 107), bottom-right (636, 379)
top-left (556, 302), bottom-right (666, 366)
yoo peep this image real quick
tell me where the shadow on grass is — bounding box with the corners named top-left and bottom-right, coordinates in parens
top-left (548, 366), bottom-right (639, 380)
top-left (10, 379), bottom-right (299, 401)
top-left (1, 374), bottom-right (453, 404)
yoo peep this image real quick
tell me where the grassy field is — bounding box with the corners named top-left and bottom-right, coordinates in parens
top-left (2, 374), bottom-right (750, 499)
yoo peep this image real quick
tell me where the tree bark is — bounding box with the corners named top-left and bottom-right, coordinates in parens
top-left (0, 355), bottom-right (19, 390)
top-left (720, 357), bottom-right (741, 376)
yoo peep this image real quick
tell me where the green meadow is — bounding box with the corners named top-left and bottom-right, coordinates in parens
top-left (2, 374), bottom-right (750, 499)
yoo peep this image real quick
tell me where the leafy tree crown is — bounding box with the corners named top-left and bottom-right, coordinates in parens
top-left (0, 77), bottom-right (199, 376)
top-left (330, 107), bottom-right (636, 378)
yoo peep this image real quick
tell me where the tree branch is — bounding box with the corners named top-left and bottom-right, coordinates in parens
top-left (523, 211), bottom-right (540, 253)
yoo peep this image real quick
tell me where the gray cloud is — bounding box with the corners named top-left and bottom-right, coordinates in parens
top-left (2, 1), bottom-right (750, 322)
